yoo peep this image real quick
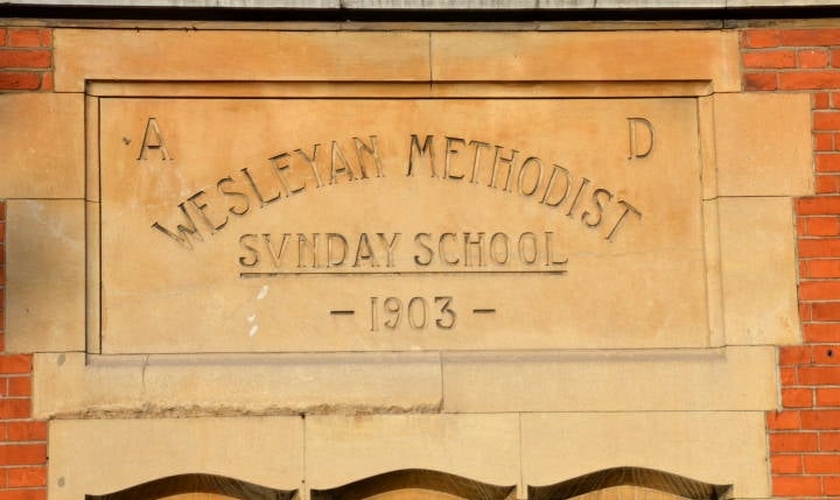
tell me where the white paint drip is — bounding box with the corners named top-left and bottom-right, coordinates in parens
top-left (257, 285), bottom-right (269, 300)
top-left (246, 313), bottom-right (257, 323)
top-left (249, 324), bottom-right (259, 337)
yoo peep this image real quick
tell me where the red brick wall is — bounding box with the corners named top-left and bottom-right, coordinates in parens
top-left (0, 26), bottom-right (51, 500)
top-left (0, 28), bottom-right (52, 92)
top-left (743, 27), bottom-right (840, 499)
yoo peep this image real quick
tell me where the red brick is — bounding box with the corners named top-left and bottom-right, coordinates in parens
top-left (0, 444), bottom-right (46, 466)
top-left (7, 422), bottom-right (47, 442)
top-left (7, 377), bottom-right (31, 397)
top-left (744, 49), bottom-right (796, 69)
top-left (805, 323), bottom-right (840, 342)
top-left (781, 346), bottom-right (813, 365)
top-left (816, 92), bottom-right (832, 109)
top-left (7, 29), bottom-right (41, 48)
top-left (38, 29), bottom-right (51, 47)
top-left (800, 49), bottom-right (830, 68)
top-left (774, 476), bottom-right (822, 496)
top-left (816, 132), bottom-right (834, 151)
top-left (744, 72), bottom-right (777, 91)
top-left (0, 29), bottom-right (5, 46)
top-left (816, 112), bottom-right (840, 131)
top-left (834, 48), bottom-right (840, 68)
top-left (40, 71), bottom-right (53, 91)
top-left (780, 71), bottom-right (840, 90)
top-left (784, 388), bottom-right (814, 408)
top-left (802, 302), bottom-right (813, 322)
top-left (832, 92), bottom-right (840, 109)
top-left (0, 490), bottom-right (46, 500)
top-left (799, 196), bottom-right (840, 214)
top-left (814, 346), bottom-right (840, 364)
top-left (799, 239), bottom-right (840, 258)
top-left (767, 411), bottom-right (799, 431)
top-left (801, 282), bottom-right (840, 301)
top-left (823, 431), bottom-right (840, 450)
top-left (818, 153), bottom-right (840, 172)
top-left (781, 28), bottom-right (840, 46)
top-left (800, 366), bottom-right (840, 384)
top-left (6, 466), bottom-right (46, 488)
top-left (0, 72), bottom-right (41, 91)
top-left (803, 217), bottom-right (840, 235)
top-left (818, 388), bottom-right (840, 406)
top-left (802, 259), bottom-right (840, 279)
top-left (0, 400), bottom-right (30, 419)
top-left (743, 29), bottom-right (781, 48)
top-left (769, 410), bottom-right (801, 430)
top-left (0, 50), bottom-right (51, 70)
top-left (0, 355), bottom-right (31, 375)
top-left (805, 454), bottom-right (840, 473)
top-left (802, 409), bottom-right (840, 429)
top-left (826, 477), bottom-right (840, 496)
top-left (772, 454), bottom-right (803, 474)
top-left (771, 432), bottom-right (819, 451)
top-left (812, 303), bottom-right (840, 321)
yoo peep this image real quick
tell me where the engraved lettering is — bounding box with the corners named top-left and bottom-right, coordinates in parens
top-left (152, 203), bottom-right (202, 249)
top-left (517, 156), bottom-right (543, 197)
top-left (444, 136), bottom-right (467, 179)
top-left (463, 232), bottom-right (485, 267)
top-left (216, 176), bottom-right (250, 217)
top-left (353, 233), bottom-right (377, 267)
top-left (540, 164), bottom-right (572, 207)
top-left (354, 135), bottom-right (384, 179)
top-left (264, 233), bottom-right (291, 267)
top-left (582, 188), bottom-right (614, 228)
top-left (376, 232), bottom-right (401, 267)
top-left (606, 200), bottom-right (643, 242)
top-left (489, 146), bottom-right (518, 192)
top-left (238, 234), bottom-right (260, 267)
top-left (544, 231), bottom-right (568, 266)
top-left (187, 190), bottom-right (227, 233)
top-left (241, 166), bottom-right (282, 207)
top-left (413, 233), bottom-right (434, 266)
top-left (137, 117), bottom-right (172, 161)
top-left (269, 152), bottom-right (305, 196)
top-left (326, 233), bottom-right (348, 267)
top-left (407, 134), bottom-right (437, 177)
top-left (565, 177), bottom-right (591, 219)
top-left (439, 232), bottom-right (460, 266)
top-left (468, 140), bottom-right (491, 184)
top-left (297, 233), bottom-right (319, 268)
top-left (518, 232), bottom-right (539, 265)
top-left (489, 232), bottom-right (510, 265)
top-left (330, 141), bottom-right (357, 184)
top-left (628, 117), bottom-right (655, 160)
top-left (294, 144), bottom-right (325, 189)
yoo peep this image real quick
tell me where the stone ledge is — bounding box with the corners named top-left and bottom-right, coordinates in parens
top-left (6, 0), bottom-right (840, 9)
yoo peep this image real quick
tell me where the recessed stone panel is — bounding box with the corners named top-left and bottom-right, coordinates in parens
top-left (96, 97), bottom-right (705, 353)
top-left (521, 412), bottom-right (769, 499)
top-left (6, 200), bottom-right (86, 353)
top-left (305, 414), bottom-right (520, 491)
top-left (0, 93), bottom-right (84, 199)
top-left (49, 417), bottom-right (304, 500)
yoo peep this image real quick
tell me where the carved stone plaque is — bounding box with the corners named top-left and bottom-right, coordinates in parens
top-left (98, 97), bottom-right (705, 353)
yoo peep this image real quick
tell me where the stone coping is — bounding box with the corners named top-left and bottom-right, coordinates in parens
top-left (3, 0), bottom-right (840, 9)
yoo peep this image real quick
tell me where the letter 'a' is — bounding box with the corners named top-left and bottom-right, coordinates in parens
top-left (137, 117), bottom-right (173, 161)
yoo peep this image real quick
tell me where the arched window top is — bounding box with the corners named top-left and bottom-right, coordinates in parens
top-left (528, 467), bottom-right (732, 500)
top-left (85, 473), bottom-right (298, 500)
top-left (311, 469), bottom-right (516, 500)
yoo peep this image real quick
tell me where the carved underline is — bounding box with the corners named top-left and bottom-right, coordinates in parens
top-left (239, 269), bottom-right (567, 278)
